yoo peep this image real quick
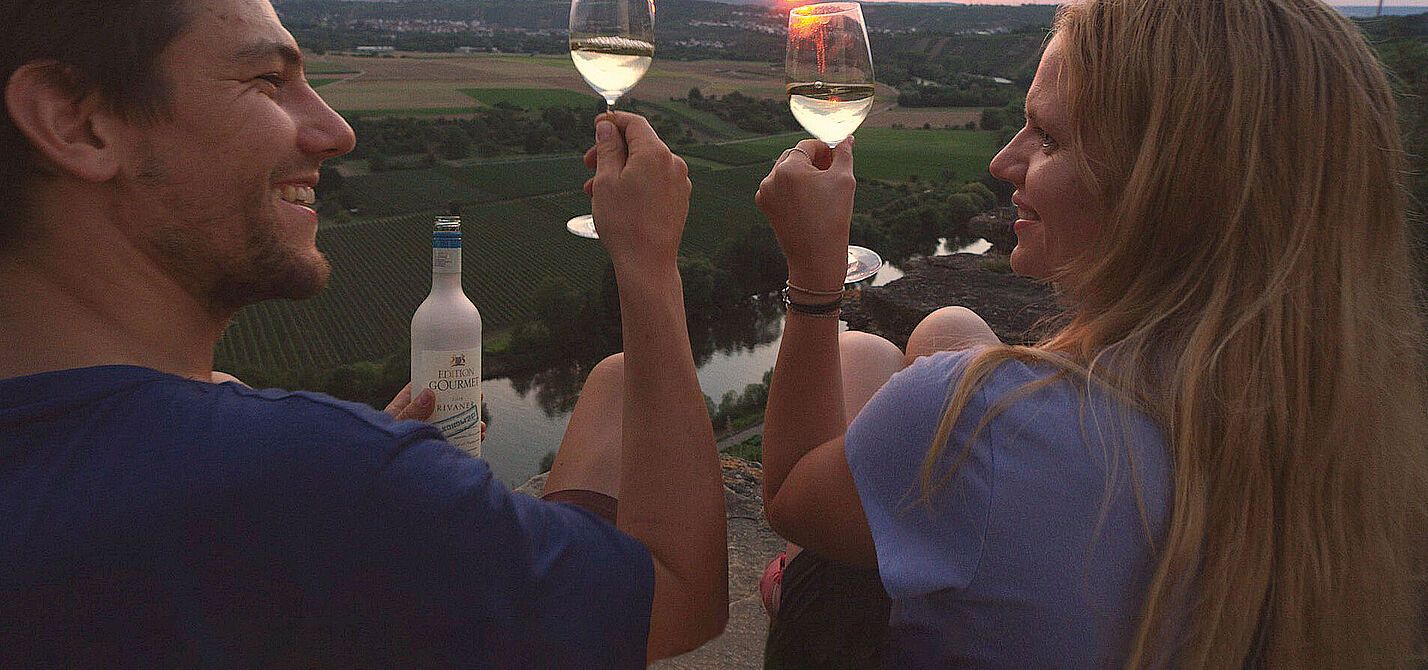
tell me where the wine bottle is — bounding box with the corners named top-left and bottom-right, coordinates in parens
top-left (411, 216), bottom-right (483, 455)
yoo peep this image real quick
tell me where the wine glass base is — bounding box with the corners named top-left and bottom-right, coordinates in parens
top-left (566, 214), bottom-right (600, 239)
top-left (845, 245), bottom-right (882, 284)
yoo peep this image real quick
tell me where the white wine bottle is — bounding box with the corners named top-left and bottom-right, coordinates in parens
top-left (411, 216), bottom-right (483, 455)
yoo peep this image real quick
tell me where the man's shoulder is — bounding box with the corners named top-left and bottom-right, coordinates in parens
top-left (2, 365), bottom-right (444, 466)
top-left (215, 382), bottom-right (436, 443)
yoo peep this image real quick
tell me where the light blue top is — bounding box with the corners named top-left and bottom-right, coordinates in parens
top-left (845, 348), bottom-right (1171, 668)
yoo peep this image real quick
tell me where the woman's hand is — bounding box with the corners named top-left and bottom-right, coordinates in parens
top-left (583, 112), bottom-right (691, 273)
top-left (755, 137), bottom-right (856, 293)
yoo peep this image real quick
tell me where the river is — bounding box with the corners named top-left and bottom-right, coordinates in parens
top-left (477, 238), bottom-right (990, 486)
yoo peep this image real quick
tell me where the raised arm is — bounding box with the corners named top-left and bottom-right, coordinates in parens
top-left (755, 139), bottom-right (878, 568)
top-left (589, 112), bottom-right (727, 660)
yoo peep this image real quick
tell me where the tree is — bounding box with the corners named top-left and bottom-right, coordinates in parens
top-left (979, 107), bottom-right (1004, 131)
top-left (945, 192), bottom-right (982, 226)
top-left (436, 126), bottom-right (471, 160)
top-left (531, 276), bottom-right (583, 342)
top-left (958, 182), bottom-right (997, 211)
top-left (367, 151), bottom-right (389, 172)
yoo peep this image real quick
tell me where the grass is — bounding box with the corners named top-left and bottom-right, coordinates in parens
top-left (635, 99), bottom-right (752, 140)
top-left (688, 128), bottom-right (1001, 183)
top-left (338, 107), bottom-right (485, 120)
top-left (218, 156), bottom-right (768, 370)
top-left (722, 434), bottom-right (762, 463)
top-left (979, 255), bottom-right (1014, 273)
top-left (308, 78), bottom-right (342, 88)
top-left (459, 87), bottom-right (601, 110)
top-left (304, 61), bottom-right (361, 75)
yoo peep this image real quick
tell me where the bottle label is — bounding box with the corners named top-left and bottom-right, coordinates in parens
top-left (433, 247), bottom-right (461, 274)
top-left (418, 348), bottom-right (482, 456)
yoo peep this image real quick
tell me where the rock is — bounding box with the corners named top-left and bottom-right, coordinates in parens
top-left (515, 454), bottom-right (784, 669)
top-left (843, 253), bottom-right (1059, 347)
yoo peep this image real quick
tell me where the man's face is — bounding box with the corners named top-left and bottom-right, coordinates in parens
top-left (112, 0), bottom-right (355, 311)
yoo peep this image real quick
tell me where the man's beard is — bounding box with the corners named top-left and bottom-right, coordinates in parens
top-left (134, 151), bottom-right (332, 312)
top-left (208, 230), bottom-right (331, 310)
top-left (147, 214), bottom-right (331, 314)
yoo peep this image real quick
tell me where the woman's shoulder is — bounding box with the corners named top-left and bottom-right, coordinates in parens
top-left (863, 345), bottom-right (1167, 482)
top-left (897, 346), bottom-right (1147, 419)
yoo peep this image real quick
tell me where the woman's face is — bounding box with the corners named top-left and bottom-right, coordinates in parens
top-left (989, 35), bottom-right (1103, 281)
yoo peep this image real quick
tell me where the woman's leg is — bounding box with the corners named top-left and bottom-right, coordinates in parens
top-left (765, 309), bottom-right (1000, 668)
top-left (764, 332), bottom-right (903, 669)
top-left (542, 353), bottom-right (624, 506)
top-left (783, 331), bottom-right (904, 561)
top-left (903, 306), bottom-right (1001, 366)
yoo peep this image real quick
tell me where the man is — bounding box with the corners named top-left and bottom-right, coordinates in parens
top-left (0, 0), bottom-right (726, 666)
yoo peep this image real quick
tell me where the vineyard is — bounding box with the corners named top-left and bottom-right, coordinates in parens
top-left (216, 159), bottom-right (778, 371)
top-left (215, 127), bottom-right (1000, 372)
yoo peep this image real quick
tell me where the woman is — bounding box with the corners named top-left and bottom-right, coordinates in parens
top-left (757, 0), bottom-right (1427, 666)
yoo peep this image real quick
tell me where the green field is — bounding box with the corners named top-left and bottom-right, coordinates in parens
top-left (460, 87), bottom-right (600, 110)
top-left (683, 128), bottom-right (1002, 183)
top-left (338, 107), bottom-right (485, 120)
top-left (214, 127), bottom-right (999, 372)
top-left (303, 62), bottom-right (361, 75)
top-left (635, 100), bottom-right (754, 141)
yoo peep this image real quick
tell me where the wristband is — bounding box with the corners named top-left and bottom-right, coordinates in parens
top-left (781, 287), bottom-right (842, 318)
top-left (784, 280), bottom-right (846, 297)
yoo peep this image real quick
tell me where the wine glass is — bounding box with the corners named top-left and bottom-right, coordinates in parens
top-left (566, 0), bottom-right (656, 239)
top-left (785, 1), bottom-right (882, 283)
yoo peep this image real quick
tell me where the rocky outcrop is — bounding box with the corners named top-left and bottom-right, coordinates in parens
top-left (844, 252), bottom-right (1059, 347)
top-left (515, 455), bottom-right (785, 669)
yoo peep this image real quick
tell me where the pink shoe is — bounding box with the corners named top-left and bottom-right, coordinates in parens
top-left (759, 551), bottom-right (786, 619)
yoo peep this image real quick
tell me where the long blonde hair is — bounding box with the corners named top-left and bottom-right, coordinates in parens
top-left (925, 0), bottom-right (1428, 665)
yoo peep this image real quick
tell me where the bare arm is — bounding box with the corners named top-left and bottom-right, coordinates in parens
top-left (756, 139), bottom-right (877, 568)
top-left (591, 112), bottom-right (727, 660)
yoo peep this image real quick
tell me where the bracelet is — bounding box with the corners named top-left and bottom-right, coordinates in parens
top-left (781, 287), bottom-right (842, 318)
top-left (785, 279), bottom-right (846, 297)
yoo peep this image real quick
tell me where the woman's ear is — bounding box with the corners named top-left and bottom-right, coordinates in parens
top-left (5, 61), bottom-right (122, 183)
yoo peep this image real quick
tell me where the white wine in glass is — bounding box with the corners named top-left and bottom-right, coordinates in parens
top-left (566, 0), bottom-right (655, 239)
top-left (570, 36), bottom-right (653, 107)
top-left (786, 83), bottom-right (876, 149)
top-left (785, 2), bottom-right (882, 283)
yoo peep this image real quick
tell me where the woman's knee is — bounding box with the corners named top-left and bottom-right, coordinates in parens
top-left (905, 306), bottom-right (999, 362)
top-left (839, 330), bottom-right (904, 372)
top-left (586, 352), bottom-right (626, 392)
top-left (838, 331), bottom-right (906, 418)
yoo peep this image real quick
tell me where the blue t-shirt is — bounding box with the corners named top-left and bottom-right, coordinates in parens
top-left (845, 349), bottom-right (1171, 668)
top-left (0, 366), bottom-right (654, 668)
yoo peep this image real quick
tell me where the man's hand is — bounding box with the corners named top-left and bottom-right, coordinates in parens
top-left (583, 112), bottom-right (691, 272)
top-left (210, 371), bottom-right (249, 387)
top-left (383, 384), bottom-right (487, 440)
top-left (384, 383), bottom-right (436, 422)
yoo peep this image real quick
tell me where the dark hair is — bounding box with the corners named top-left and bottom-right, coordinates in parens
top-left (0, 0), bottom-right (196, 247)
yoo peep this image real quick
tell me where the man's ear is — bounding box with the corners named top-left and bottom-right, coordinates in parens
top-left (5, 61), bottom-right (123, 183)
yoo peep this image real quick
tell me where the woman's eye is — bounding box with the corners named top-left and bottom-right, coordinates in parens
top-left (257, 74), bottom-right (289, 88)
top-left (1038, 129), bottom-right (1057, 151)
